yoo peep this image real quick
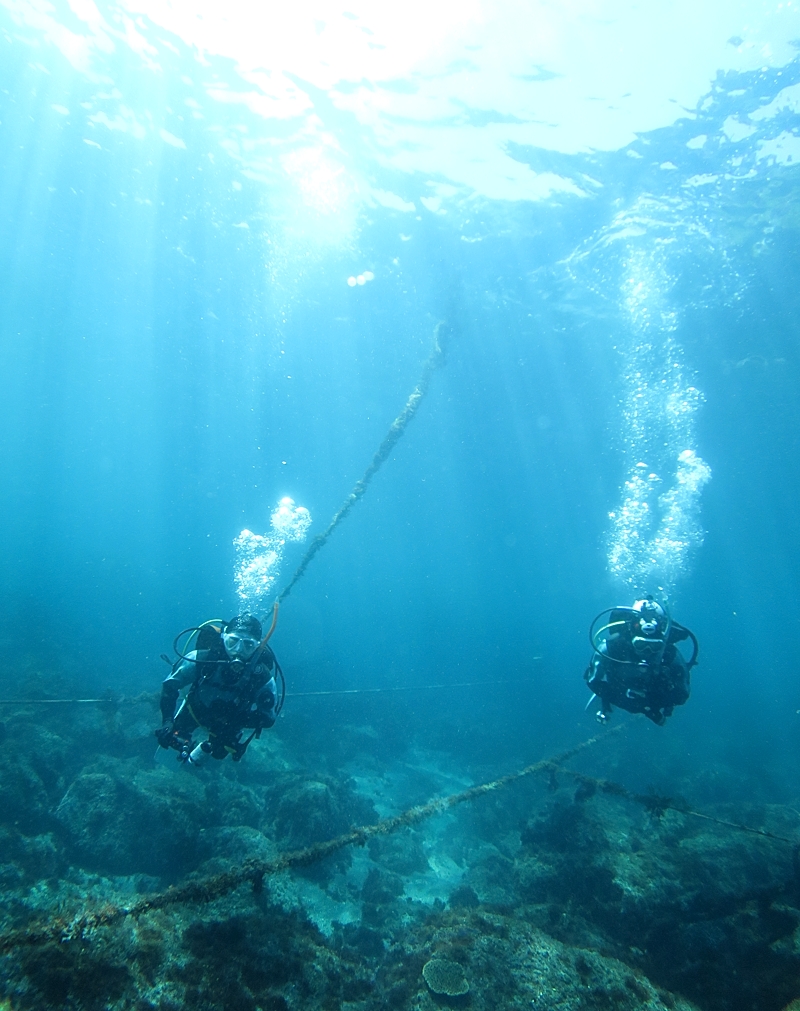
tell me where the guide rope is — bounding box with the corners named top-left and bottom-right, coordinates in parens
top-left (276, 321), bottom-right (448, 604)
top-left (0, 692), bottom-right (155, 706)
top-left (0, 674), bottom-right (540, 707)
top-left (0, 698), bottom-right (116, 706)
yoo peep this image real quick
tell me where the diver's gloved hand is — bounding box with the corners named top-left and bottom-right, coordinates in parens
top-left (155, 721), bottom-right (176, 749)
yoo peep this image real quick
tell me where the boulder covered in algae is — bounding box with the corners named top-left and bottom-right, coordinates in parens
top-left (324, 740), bottom-right (800, 1011)
top-left (0, 890), bottom-right (700, 1011)
top-left (55, 760), bottom-right (207, 875)
top-left (458, 786), bottom-right (800, 1011)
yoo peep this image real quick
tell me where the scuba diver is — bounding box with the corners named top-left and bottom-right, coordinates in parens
top-left (155, 613), bottom-right (284, 766)
top-left (584, 597), bottom-right (698, 726)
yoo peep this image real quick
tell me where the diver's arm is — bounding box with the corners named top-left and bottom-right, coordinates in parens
top-left (252, 676), bottom-right (278, 730)
top-left (160, 681), bottom-right (180, 723)
top-left (160, 652), bottom-right (200, 722)
top-left (668, 622), bottom-right (690, 643)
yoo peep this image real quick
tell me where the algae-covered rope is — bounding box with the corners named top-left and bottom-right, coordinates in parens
top-left (0, 729), bottom-right (611, 953)
top-left (277, 322), bottom-right (449, 604)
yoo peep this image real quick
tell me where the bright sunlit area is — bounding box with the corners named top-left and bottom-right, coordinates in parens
top-left (5, 0), bottom-right (800, 207)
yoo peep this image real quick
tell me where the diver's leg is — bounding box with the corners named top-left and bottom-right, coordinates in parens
top-left (595, 699), bottom-right (612, 724)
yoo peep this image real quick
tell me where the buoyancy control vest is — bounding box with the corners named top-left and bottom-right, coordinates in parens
top-left (187, 625), bottom-right (278, 731)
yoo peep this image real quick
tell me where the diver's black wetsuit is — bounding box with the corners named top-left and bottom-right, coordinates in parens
top-left (160, 636), bottom-right (278, 760)
top-left (585, 617), bottom-right (691, 725)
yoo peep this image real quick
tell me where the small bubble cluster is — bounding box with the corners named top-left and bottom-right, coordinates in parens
top-left (608, 449), bottom-right (711, 593)
top-left (346, 270), bottom-right (374, 286)
top-left (234, 497), bottom-right (311, 617)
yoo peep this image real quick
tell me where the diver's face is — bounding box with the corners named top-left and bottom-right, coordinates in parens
top-left (222, 632), bottom-right (259, 660)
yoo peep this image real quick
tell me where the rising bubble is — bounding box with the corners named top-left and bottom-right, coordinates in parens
top-left (234, 497), bottom-right (311, 618)
top-left (606, 246), bottom-right (711, 596)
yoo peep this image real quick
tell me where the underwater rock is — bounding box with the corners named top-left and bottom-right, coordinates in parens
top-left (2, 881), bottom-right (699, 1011)
top-left (337, 922), bottom-right (386, 958)
top-left (0, 756), bottom-right (51, 835)
top-left (511, 794), bottom-right (800, 1011)
top-left (360, 866), bottom-right (406, 929)
top-left (411, 908), bottom-right (698, 1011)
top-left (368, 831), bottom-right (430, 875)
top-left (166, 906), bottom-right (370, 1011)
top-left (194, 824), bottom-right (278, 869)
top-left (18, 940), bottom-right (133, 1011)
top-left (55, 760), bottom-right (207, 876)
top-left (0, 722), bottom-right (76, 835)
top-left (461, 846), bottom-right (517, 907)
top-left (447, 884), bottom-right (480, 909)
top-left (261, 772), bottom-right (378, 851)
top-left (0, 708), bottom-right (119, 839)
top-left (362, 866), bottom-right (405, 905)
top-left (0, 827), bottom-right (62, 882)
top-left (203, 772), bottom-right (264, 829)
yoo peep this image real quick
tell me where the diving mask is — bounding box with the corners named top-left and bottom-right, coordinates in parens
top-left (222, 632), bottom-right (259, 659)
top-left (631, 635), bottom-right (665, 661)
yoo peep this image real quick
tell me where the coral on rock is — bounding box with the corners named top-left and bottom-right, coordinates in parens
top-left (422, 957), bottom-right (470, 995)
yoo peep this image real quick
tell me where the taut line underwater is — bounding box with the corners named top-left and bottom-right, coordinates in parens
top-left (277, 320), bottom-right (449, 604)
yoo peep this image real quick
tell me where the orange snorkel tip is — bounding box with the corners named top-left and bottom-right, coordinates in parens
top-left (260, 600), bottom-right (279, 647)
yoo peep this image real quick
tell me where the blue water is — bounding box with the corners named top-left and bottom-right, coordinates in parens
top-left (2, 1), bottom-right (800, 798)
